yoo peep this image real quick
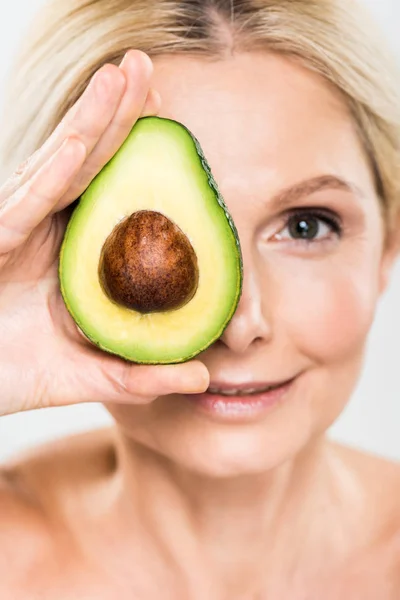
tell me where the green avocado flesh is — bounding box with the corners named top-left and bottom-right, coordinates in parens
top-left (59, 116), bottom-right (243, 364)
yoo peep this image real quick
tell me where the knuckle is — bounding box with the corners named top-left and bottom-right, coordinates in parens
top-left (122, 367), bottom-right (157, 402)
top-left (102, 361), bottom-right (131, 397)
top-left (25, 177), bottom-right (47, 204)
top-left (11, 152), bottom-right (36, 181)
top-left (13, 156), bottom-right (31, 179)
top-left (0, 151), bottom-right (38, 200)
top-left (111, 373), bottom-right (130, 396)
top-left (114, 114), bottom-right (138, 133)
top-left (13, 158), bottom-right (29, 179)
top-left (0, 162), bottom-right (29, 199)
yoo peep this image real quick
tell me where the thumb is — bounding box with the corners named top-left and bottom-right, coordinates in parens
top-left (69, 352), bottom-right (210, 406)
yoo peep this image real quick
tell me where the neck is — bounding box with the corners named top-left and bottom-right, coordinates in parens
top-left (110, 433), bottom-right (349, 598)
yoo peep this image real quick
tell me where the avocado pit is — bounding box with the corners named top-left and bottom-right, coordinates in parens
top-left (99, 210), bottom-right (199, 313)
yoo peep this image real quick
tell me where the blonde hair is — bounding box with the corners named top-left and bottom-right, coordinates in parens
top-left (2, 0), bottom-right (400, 240)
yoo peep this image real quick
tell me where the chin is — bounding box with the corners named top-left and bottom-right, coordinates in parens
top-left (107, 371), bottom-right (332, 479)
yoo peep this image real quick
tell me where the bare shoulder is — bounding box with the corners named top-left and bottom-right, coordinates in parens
top-left (0, 463), bottom-right (54, 590)
top-left (0, 427), bottom-right (116, 590)
top-left (329, 438), bottom-right (400, 497)
top-left (328, 440), bottom-right (400, 580)
top-left (2, 425), bottom-right (116, 497)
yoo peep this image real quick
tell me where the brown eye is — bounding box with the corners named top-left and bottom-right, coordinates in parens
top-left (275, 210), bottom-right (342, 244)
top-left (288, 215), bottom-right (320, 240)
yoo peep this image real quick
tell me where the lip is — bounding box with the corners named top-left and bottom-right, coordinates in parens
top-left (183, 375), bottom-right (299, 423)
top-left (207, 378), bottom-right (291, 394)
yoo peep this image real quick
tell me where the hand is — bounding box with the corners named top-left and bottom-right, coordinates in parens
top-left (0, 50), bottom-right (210, 417)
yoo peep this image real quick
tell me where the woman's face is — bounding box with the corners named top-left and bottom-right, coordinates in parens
top-left (107, 52), bottom-right (397, 477)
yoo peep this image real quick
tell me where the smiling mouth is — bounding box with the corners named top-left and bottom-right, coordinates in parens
top-left (207, 379), bottom-right (294, 397)
top-left (184, 375), bottom-right (298, 421)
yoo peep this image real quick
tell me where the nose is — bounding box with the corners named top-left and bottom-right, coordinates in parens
top-left (219, 262), bottom-right (272, 354)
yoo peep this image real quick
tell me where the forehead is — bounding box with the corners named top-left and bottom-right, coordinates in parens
top-left (151, 52), bottom-right (375, 196)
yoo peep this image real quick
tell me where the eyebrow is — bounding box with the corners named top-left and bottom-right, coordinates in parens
top-left (270, 175), bottom-right (365, 210)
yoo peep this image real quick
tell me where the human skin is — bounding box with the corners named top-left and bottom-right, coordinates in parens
top-left (0, 50), bottom-right (400, 599)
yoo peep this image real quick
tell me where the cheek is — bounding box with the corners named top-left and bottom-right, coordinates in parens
top-left (274, 255), bottom-right (380, 362)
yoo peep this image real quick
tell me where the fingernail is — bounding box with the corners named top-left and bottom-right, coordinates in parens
top-left (181, 368), bottom-right (210, 394)
top-left (119, 50), bottom-right (153, 77)
top-left (141, 88), bottom-right (162, 117)
top-left (119, 52), bottom-right (128, 67)
top-left (149, 88), bottom-right (162, 105)
top-left (140, 52), bottom-right (154, 77)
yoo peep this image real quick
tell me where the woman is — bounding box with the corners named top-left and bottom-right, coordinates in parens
top-left (1, 0), bottom-right (400, 597)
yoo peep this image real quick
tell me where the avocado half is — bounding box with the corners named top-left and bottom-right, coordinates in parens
top-left (59, 116), bottom-right (243, 364)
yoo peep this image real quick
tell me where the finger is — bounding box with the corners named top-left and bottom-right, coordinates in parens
top-left (54, 50), bottom-right (154, 210)
top-left (140, 87), bottom-right (162, 117)
top-left (113, 360), bottom-right (211, 401)
top-left (60, 350), bottom-right (210, 407)
top-left (92, 352), bottom-right (210, 404)
top-left (0, 137), bottom-right (87, 253)
top-left (0, 63), bottom-right (127, 200)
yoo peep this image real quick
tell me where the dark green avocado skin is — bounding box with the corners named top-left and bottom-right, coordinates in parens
top-left (183, 121), bottom-right (244, 290)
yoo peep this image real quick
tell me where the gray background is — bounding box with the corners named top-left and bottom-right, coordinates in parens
top-left (0, 0), bottom-right (400, 462)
